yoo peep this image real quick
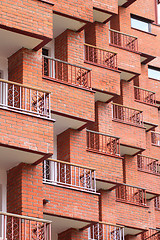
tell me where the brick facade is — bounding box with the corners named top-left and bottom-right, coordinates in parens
top-left (0, 0), bottom-right (160, 239)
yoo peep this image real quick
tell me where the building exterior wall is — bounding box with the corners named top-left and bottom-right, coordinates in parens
top-left (0, 0), bottom-right (160, 239)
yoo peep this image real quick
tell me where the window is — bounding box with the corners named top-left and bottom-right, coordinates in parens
top-left (131, 14), bottom-right (151, 33)
top-left (148, 66), bottom-right (160, 80)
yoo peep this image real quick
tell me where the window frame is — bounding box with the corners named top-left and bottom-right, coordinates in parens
top-left (131, 14), bottom-right (152, 33)
top-left (148, 65), bottom-right (160, 80)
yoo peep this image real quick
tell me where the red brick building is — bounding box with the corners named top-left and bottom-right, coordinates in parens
top-left (0, 0), bottom-right (160, 239)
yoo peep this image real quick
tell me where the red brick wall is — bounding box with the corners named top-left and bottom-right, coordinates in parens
top-left (8, 49), bottom-right (23, 84)
top-left (55, 31), bottom-right (68, 61)
top-left (53, 0), bottom-right (93, 22)
top-left (43, 184), bottom-right (99, 221)
top-left (7, 163), bottom-right (43, 218)
top-left (57, 129), bottom-right (71, 161)
top-left (0, 0), bottom-right (53, 38)
top-left (0, 109), bottom-right (54, 153)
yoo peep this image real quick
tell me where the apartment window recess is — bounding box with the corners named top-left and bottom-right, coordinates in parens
top-left (131, 14), bottom-right (151, 33)
top-left (148, 66), bottom-right (160, 80)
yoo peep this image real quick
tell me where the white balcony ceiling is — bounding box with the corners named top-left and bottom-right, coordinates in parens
top-left (53, 13), bottom-right (86, 38)
top-left (0, 28), bottom-right (42, 58)
top-left (44, 214), bottom-right (90, 240)
top-left (0, 144), bottom-right (49, 170)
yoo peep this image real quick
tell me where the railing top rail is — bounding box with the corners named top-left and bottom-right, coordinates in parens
top-left (151, 131), bottom-right (160, 135)
top-left (43, 55), bottom-right (92, 71)
top-left (119, 183), bottom-right (146, 190)
top-left (109, 28), bottom-right (138, 39)
top-left (149, 227), bottom-right (160, 231)
top-left (134, 86), bottom-right (156, 94)
top-left (47, 158), bottom-right (96, 171)
top-left (0, 78), bottom-right (51, 94)
top-left (112, 102), bottom-right (143, 112)
top-left (99, 221), bottom-right (124, 228)
top-left (84, 43), bottom-right (117, 55)
top-left (86, 129), bottom-right (120, 139)
top-left (0, 211), bottom-right (52, 223)
top-left (138, 154), bottom-right (159, 162)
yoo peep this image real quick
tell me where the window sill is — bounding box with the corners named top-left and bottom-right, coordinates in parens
top-left (131, 27), bottom-right (157, 36)
top-left (149, 77), bottom-right (160, 82)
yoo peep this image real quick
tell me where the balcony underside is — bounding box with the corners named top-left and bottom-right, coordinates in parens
top-left (146, 192), bottom-right (159, 200)
top-left (53, 12), bottom-right (86, 38)
top-left (93, 8), bottom-right (114, 23)
top-left (118, 0), bottom-right (137, 8)
top-left (0, 26), bottom-right (49, 57)
top-left (96, 179), bottom-right (118, 191)
top-left (123, 226), bottom-right (145, 236)
top-left (119, 68), bottom-right (139, 81)
top-left (43, 214), bottom-right (91, 235)
top-left (0, 143), bottom-right (52, 170)
top-left (144, 121), bottom-right (158, 132)
top-left (120, 144), bottom-right (145, 156)
top-left (51, 112), bottom-right (89, 135)
top-left (93, 88), bottom-right (116, 103)
top-left (140, 53), bottom-right (156, 65)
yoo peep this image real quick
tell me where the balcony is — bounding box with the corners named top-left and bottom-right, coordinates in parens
top-left (0, 79), bottom-right (51, 118)
top-left (137, 155), bottom-right (160, 176)
top-left (134, 87), bottom-right (156, 106)
top-left (42, 56), bottom-right (91, 90)
top-left (86, 129), bottom-right (123, 190)
top-left (84, 44), bottom-right (120, 103)
top-left (151, 131), bottom-right (160, 147)
top-left (0, 212), bottom-right (51, 239)
top-left (84, 43), bottom-right (117, 70)
top-left (112, 103), bottom-right (143, 127)
top-left (134, 86), bottom-right (158, 131)
top-left (88, 222), bottom-right (124, 240)
top-left (43, 159), bottom-right (99, 236)
top-left (43, 158), bottom-right (96, 193)
top-left (109, 29), bottom-right (141, 81)
top-left (116, 184), bottom-right (147, 207)
top-left (118, 0), bottom-right (137, 7)
top-left (0, 79), bottom-right (54, 168)
top-left (111, 103), bottom-right (145, 156)
top-left (141, 228), bottom-right (160, 240)
top-left (86, 129), bottom-right (120, 158)
top-left (109, 29), bottom-right (138, 53)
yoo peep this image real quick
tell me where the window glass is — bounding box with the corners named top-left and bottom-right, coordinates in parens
top-left (131, 15), bottom-right (151, 32)
top-left (148, 66), bottom-right (160, 80)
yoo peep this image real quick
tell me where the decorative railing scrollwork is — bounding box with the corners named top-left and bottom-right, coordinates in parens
top-left (134, 86), bottom-right (156, 106)
top-left (43, 159), bottom-right (96, 193)
top-left (0, 212), bottom-right (51, 240)
top-left (112, 103), bottom-right (143, 127)
top-left (109, 29), bottom-right (138, 52)
top-left (84, 43), bottom-right (118, 70)
top-left (42, 56), bottom-right (91, 89)
top-left (141, 228), bottom-right (160, 240)
top-left (151, 132), bottom-right (160, 147)
top-left (0, 79), bottom-right (51, 118)
top-left (137, 155), bottom-right (160, 175)
top-left (86, 129), bottom-right (120, 157)
top-left (88, 222), bottom-right (124, 240)
top-left (154, 196), bottom-right (160, 210)
top-left (116, 184), bottom-right (147, 207)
